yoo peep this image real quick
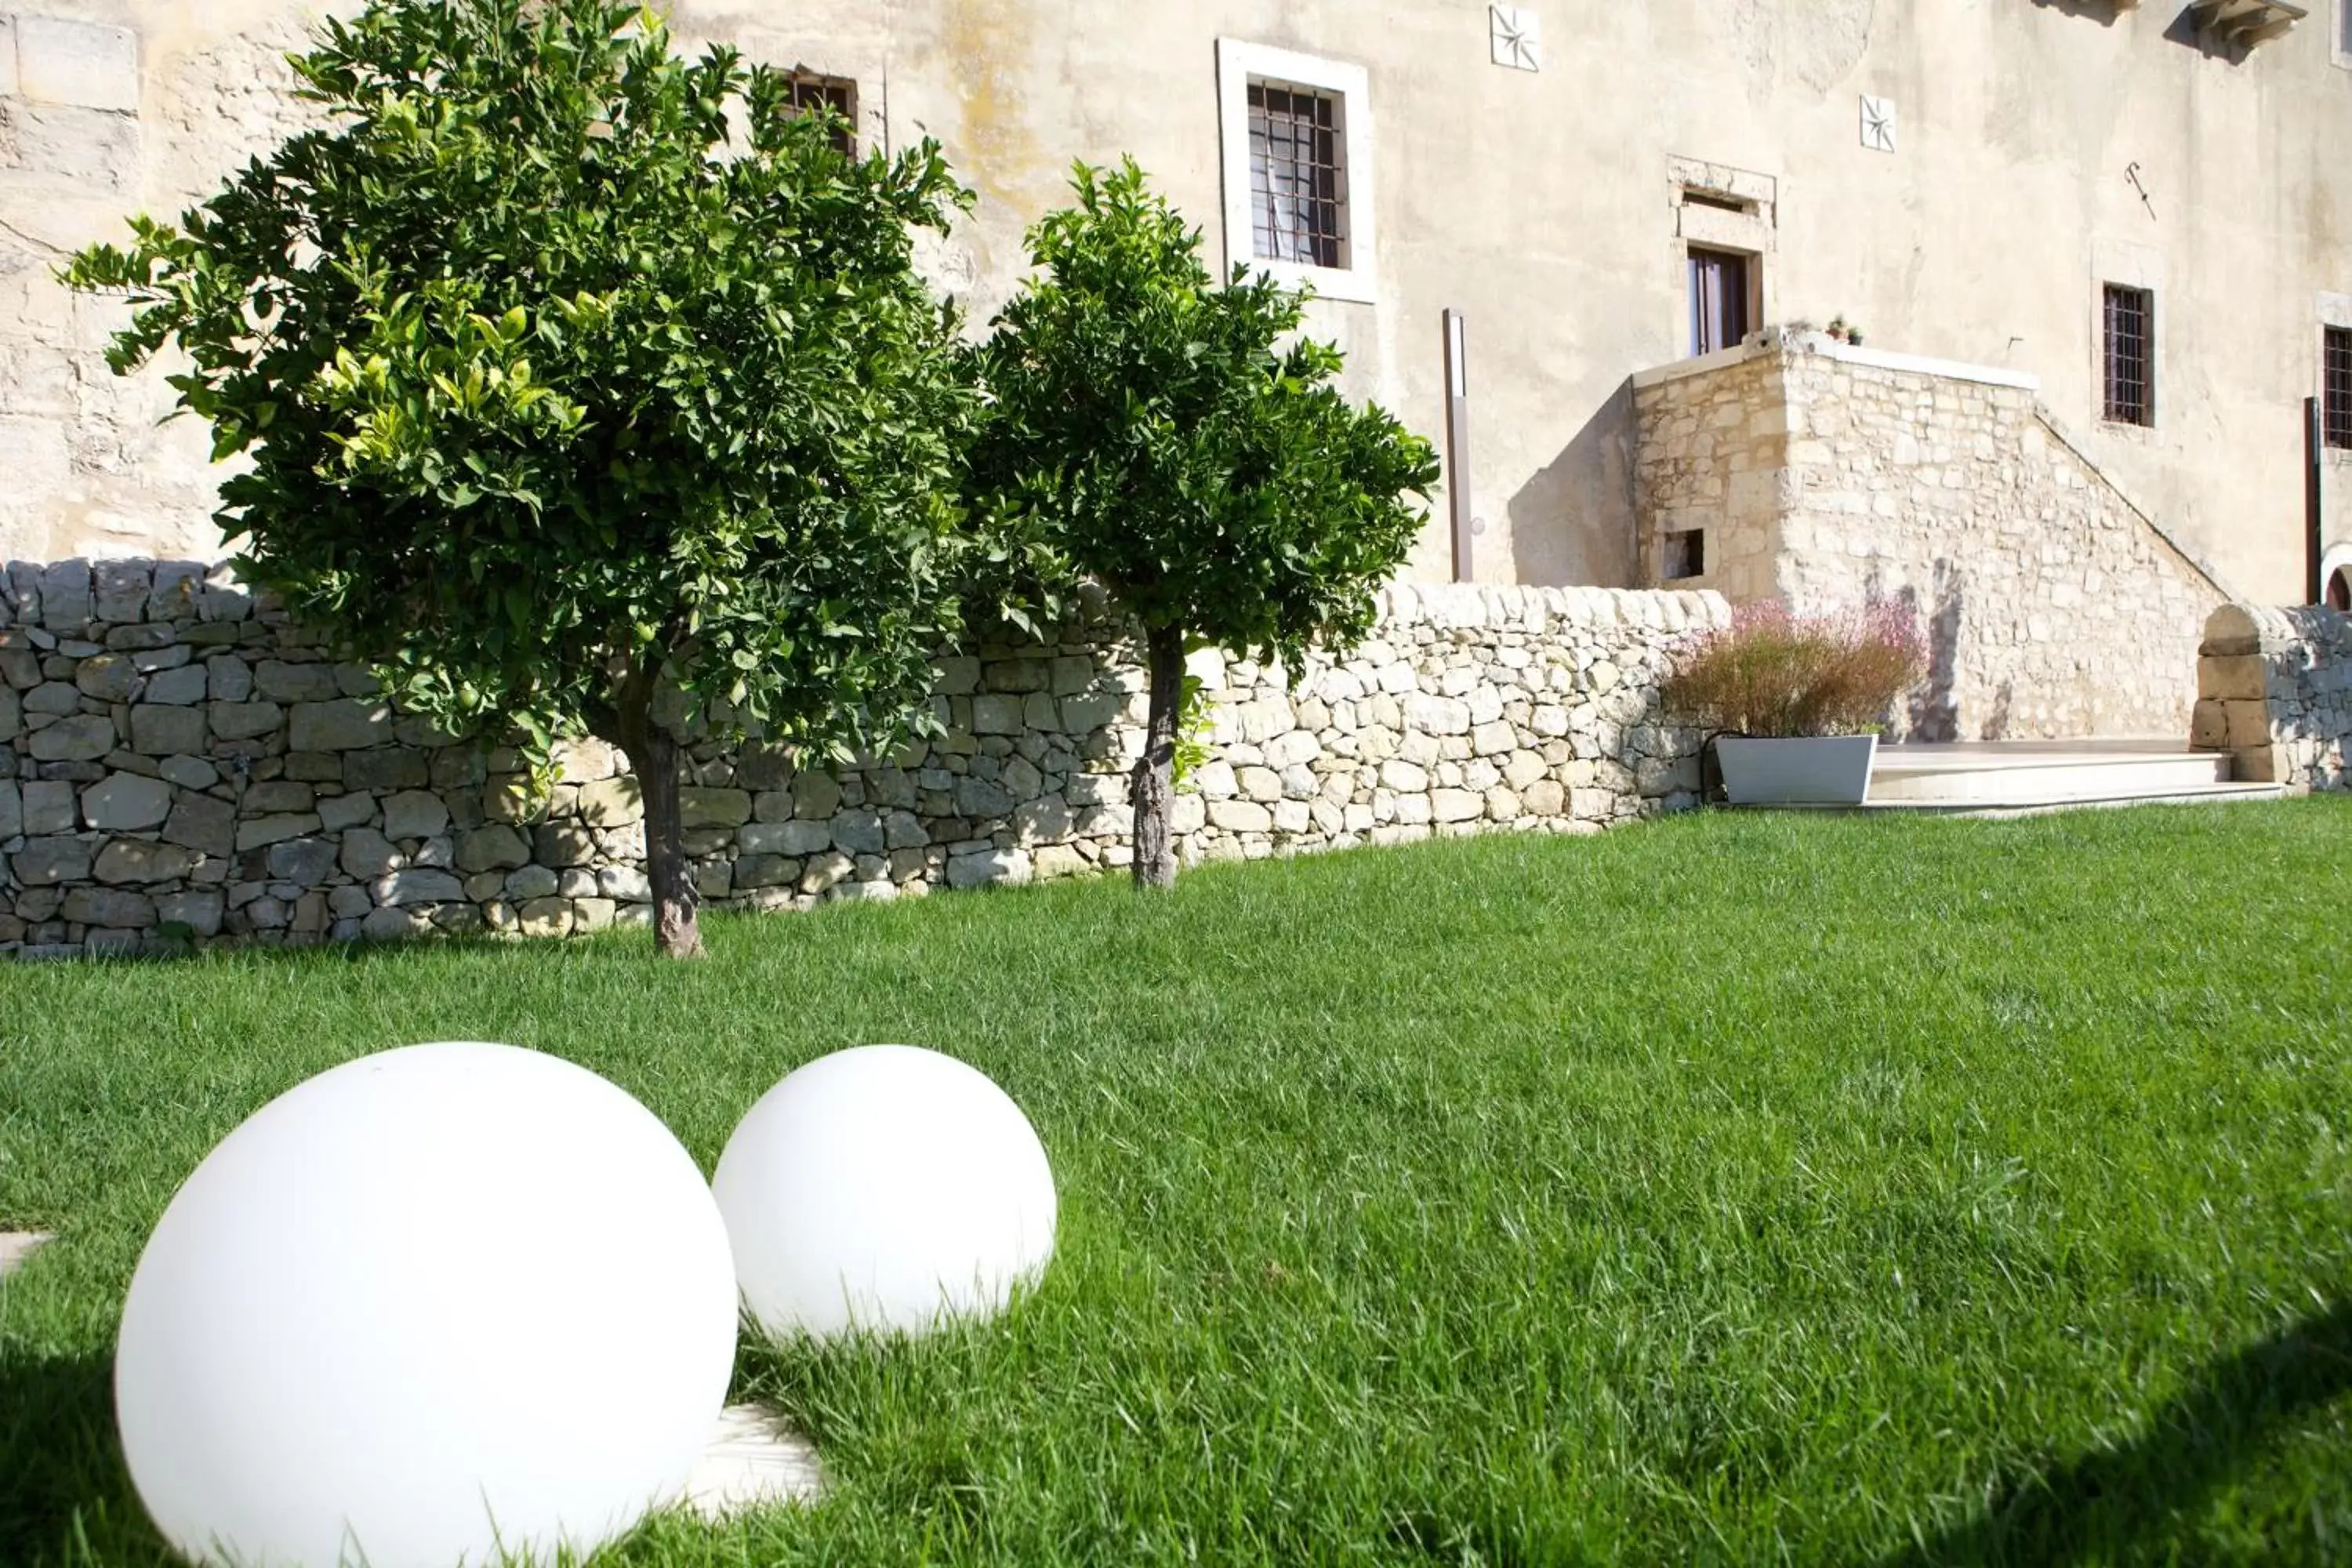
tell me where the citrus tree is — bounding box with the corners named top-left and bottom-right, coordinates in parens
top-left (69, 0), bottom-right (988, 957)
top-left (977, 162), bottom-right (1440, 887)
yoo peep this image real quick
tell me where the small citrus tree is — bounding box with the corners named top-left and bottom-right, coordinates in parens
top-left (978, 162), bottom-right (1440, 888)
top-left (68, 0), bottom-right (988, 957)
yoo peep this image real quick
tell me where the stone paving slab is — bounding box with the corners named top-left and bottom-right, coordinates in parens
top-left (677, 1404), bottom-right (824, 1519)
top-left (0, 1232), bottom-right (53, 1276)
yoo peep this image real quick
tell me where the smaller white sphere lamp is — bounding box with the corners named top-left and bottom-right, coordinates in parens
top-left (712, 1045), bottom-right (1057, 1339)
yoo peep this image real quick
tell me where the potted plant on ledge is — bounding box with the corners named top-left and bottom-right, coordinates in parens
top-left (1665, 600), bottom-right (1923, 805)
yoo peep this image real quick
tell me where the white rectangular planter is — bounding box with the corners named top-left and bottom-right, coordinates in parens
top-left (1714, 735), bottom-right (1878, 806)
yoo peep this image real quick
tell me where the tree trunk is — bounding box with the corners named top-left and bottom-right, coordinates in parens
top-left (1131, 621), bottom-right (1187, 891)
top-left (613, 682), bottom-right (705, 960)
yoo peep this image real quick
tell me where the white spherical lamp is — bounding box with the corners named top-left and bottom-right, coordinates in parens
top-left (712, 1045), bottom-right (1057, 1340)
top-left (115, 1043), bottom-right (738, 1568)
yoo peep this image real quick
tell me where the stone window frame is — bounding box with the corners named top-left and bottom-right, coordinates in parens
top-left (1666, 158), bottom-right (1776, 358)
top-left (1216, 39), bottom-right (1378, 305)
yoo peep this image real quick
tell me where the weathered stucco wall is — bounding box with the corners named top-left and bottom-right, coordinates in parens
top-left (1633, 336), bottom-right (2227, 741)
top-left (2191, 603), bottom-right (2352, 790)
top-left (3, 2), bottom-right (2349, 596)
top-left (0, 562), bottom-right (1720, 960)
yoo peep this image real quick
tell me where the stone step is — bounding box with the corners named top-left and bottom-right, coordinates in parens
top-left (1856, 781), bottom-right (2285, 818)
top-left (1867, 744), bottom-right (2233, 806)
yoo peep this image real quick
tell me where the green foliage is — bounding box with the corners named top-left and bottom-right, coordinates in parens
top-left (1665, 600), bottom-right (1926, 738)
top-left (66, 0), bottom-right (982, 760)
top-left (974, 159), bottom-right (1440, 672)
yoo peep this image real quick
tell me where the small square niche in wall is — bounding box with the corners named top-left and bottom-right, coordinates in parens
top-left (1860, 95), bottom-right (1898, 154)
top-left (1490, 5), bottom-right (1541, 71)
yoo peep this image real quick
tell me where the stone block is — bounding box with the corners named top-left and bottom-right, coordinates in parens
top-left (206, 655), bottom-right (255, 702)
top-left (381, 789), bottom-right (450, 840)
top-left (92, 836), bottom-right (196, 884)
top-left (29, 713), bottom-right (114, 761)
top-left (237, 813), bottom-right (321, 851)
top-left (24, 683), bottom-right (81, 717)
top-left (506, 864), bottom-right (560, 900)
top-left (456, 824), bottom-right (531, 873)
top-left (971, 694), bottom-right (1024, 735)
top-left (1206, 799), bottom-right (1272, 833)
top-left (830, 809), bottom-right (886, 855)
top-left (38, 561), bottom-right (92, 630)
top-left (946, 847), bottom-right (1032, 889)
top-left (12, 836), bottom-right (93, 885)
top-left (512, 898), bottom-right (572, 938)
top-left (0, 780), bottom-right (16, 840)
top-left (2198, 655), bottom-right (2266, 703)
top-left (790, 771), bottom-right (843, 818)
top-left (679, 787), bottom-right (751, 829)
top-left (740, 820), bottom-right (833, 856)
top-left (532, 823), bottom-right (596, 866)
top-left (14, 17), bottom-right (140, 113)
top-left (243, 781), bottom-right (314, 814)
top-left (289, 699), bottom-right (391, 751)
top-left (141, 664), bottom-right (207, 706)
top-left (62, 887), bottom-right (155, 929)
top-left (2190, 699), bottom-right (2229, 750)
top-left (161, 795), bottom-right (234, 856)
top-left (209, 702), bottom-right (285, 742)
top-left (0, 685), bottom-right (16, 743)
top-left (253, 659), bottom-right (340, 702)
top-left (734, 855), bottom-right (801, 891)
top-left (597, 865), bottom-right (652, 902)
top-left (344, 748), bottom-right (430, 792)
top-left (267, 837), bottom-right (339, 887)
top-left (81, 772), bottom-right (172, 830)
top-left (375, 869), bottom-right (466, 906)
top-left (158, 754), bottom-right (217, 790)
top-left (74, 654), bottom-right (137, 701)
top-left (157, 889), bottom-right (225, 939)
top-left (2223, 701), bottom-right (2271, 750)
top-left (576, 775), bottom-right (643, 827)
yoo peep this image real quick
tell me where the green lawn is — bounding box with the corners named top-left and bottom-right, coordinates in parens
top-left (4, 802), bottom-right (2350, 1565)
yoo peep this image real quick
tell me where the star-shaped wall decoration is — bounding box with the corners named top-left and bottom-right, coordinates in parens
top-left (1490, 5), bottom-right (1541, 72)
top-left (1860, 95), bottom-right (1898, 154)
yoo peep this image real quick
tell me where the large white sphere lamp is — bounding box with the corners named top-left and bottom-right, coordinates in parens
top-left (114, 1042), bottom-right (739, 1568)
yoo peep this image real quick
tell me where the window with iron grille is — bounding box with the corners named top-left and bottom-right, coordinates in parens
top-left (1247, 80), bottom-right (1347, 269)
top-left (2325, 326), bottom-right (2352, 450)
top-left (786, 72), bottom-right (856, 158)
top-left (2103, 285), bottom-right (2154, 426)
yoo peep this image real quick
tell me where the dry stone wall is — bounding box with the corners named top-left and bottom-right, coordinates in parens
top-left (2190, 604), bottom-right (2352, 790)
top-left (0, 560), bottom-right (1724, 960)
top-left (1634, 333), bottom-right (2225, 742)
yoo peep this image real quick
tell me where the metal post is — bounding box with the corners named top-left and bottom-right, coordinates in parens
top-left (2308, 397), bottom-right (2325, 606)
top-left (1442, 309), bottom-right (1473, 583)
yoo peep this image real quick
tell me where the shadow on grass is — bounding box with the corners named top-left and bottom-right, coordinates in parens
top-left (0, 1347), bottom-right (171, 1566)
top-left (1878, 1294), bottom-right (2352, 1566)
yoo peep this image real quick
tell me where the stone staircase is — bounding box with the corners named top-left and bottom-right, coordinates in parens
top-left (1861, 742), bottom-right (2283, 816)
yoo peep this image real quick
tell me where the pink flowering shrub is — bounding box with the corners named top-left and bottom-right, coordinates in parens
top-left (1664, 599), bottom-right (1924, 737)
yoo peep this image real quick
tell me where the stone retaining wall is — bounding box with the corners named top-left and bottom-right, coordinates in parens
top-left (0, 559), bottom-right (1724, 959)
top-left (2190, 604), bottom-right (2352, 790)
top-left (1633, 333), bottom-right (2226, 742)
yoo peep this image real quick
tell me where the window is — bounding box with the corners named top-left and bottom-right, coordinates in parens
top-left (1663, 528), bottom-right (1707, 580)
top-left (786, 72), bottom-right (856, 157)
top-left (2103, 285), bottom-right (2155, 426)
top-left (1247, 82), bottom-right (1347, 268)
top-left (1689, 248), bottom-right (1751, 358)
top-left (1217, 40), bottom-right (1377, 303)
top-left (2326, 326), bottom-right (2352, 450)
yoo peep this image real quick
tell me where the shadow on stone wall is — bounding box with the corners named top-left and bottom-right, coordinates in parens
top-left (1508, 379), bottom-right (1639, 590)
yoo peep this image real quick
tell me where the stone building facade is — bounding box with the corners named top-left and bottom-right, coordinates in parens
top-left (3, 1), bottom-right (2349, 609)
top-left (1633, 332), bottom-right (2228, 741)
top-left (0, 564), bottom-right (1719, 958)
